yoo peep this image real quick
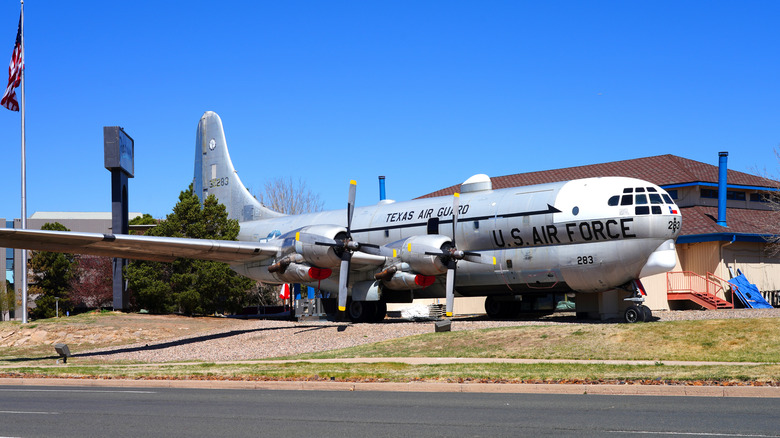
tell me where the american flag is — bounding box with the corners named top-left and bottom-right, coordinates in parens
top-left (1, 15), bottom-right (22, 112)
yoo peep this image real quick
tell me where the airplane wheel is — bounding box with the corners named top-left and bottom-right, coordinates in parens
top-left (485, 297), bottom-right (504, 319)
top-left (624, 305), bottom-right (644, 323)
top-left (641, 305), bottom-right (652, 321)
top-left (348, 300), bottom-right (376, 323)
top-left (372, 302), bottom-right (387, 322)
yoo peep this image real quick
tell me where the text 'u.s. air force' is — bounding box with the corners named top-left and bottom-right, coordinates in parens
top-left (492, 218), bottom-right (636, 247)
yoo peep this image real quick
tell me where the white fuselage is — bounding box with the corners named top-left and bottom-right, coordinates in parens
top-left (232, 176), bottom-right (682, 299)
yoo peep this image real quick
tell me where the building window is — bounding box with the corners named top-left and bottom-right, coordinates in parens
top-left (701, 189), bottom-right (718, 199)
top-left (667, 189), bottom-right (678, 199)
top-left (726, 190), bottom-right (746, 201)
top-left (750, 193), bottom-right (769, 203)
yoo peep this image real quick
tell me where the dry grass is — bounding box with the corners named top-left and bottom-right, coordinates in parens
top-left (296, 318), bottom-right (780, 363)
top-left (5, 362), bottom-right (780, 384)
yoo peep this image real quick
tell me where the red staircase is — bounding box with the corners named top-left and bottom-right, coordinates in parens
top-left (666, 271), bottom-right (734, 309)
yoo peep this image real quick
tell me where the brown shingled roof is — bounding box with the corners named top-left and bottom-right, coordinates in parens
top-left (420, 154), bottom-right (778, 198)
top-left (680, 205), bottom-right (780, 236)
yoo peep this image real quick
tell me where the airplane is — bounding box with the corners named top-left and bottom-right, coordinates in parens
top-left (0, 111), bottom-right (682, 323)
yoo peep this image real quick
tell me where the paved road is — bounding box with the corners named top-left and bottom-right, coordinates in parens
top-left (1, 384), bottom-right (778, 438)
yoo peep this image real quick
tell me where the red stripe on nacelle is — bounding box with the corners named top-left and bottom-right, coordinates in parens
top-left (308, 267), bottom-right (332, 280)
top-left (415, 275), bottom-right (435, 288)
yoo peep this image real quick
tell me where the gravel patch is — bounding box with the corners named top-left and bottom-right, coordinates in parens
top-left (76, 308), bottom-right (780, 363)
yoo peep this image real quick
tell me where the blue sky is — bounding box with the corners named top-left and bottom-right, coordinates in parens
top-left (0, 1), bottom-right (778, 222)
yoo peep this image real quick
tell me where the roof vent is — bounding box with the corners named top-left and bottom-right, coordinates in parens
top-left (460, 174), bottom-right (492, 193)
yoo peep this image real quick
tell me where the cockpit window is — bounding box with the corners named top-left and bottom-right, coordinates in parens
top-left (608, 187), bottom-right (679, 214)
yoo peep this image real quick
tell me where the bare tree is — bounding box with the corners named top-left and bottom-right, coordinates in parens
top-left (254, 177), bottom-right (324, 307)
top-left (757, 148), bottom-right (780, 256)
top-left (257, 177), bottom-right (324, 215)
top-left (69, 255), bottom-right (114, 309)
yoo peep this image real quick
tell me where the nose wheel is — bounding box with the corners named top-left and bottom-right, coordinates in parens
top-left (624, 304), bottom-right (651, 323)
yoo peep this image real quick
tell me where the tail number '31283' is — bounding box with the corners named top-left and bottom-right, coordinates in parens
top-left (209, 177), bottom-right (229, 188)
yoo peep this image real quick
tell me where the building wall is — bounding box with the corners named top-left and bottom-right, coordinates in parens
top-left (722, 241), bottom-right (780, 292)
top-left (678, 241), bottom-right (722, 276)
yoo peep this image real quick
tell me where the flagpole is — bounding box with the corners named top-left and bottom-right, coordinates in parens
top-left (19, 0), bottom-right (27, 324)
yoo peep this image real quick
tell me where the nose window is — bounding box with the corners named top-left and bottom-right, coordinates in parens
top-left (609, 186), bottom-right (679, 213)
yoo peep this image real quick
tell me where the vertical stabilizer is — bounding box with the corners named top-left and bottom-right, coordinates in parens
top-left (194, 111), bottom-right (284, 222)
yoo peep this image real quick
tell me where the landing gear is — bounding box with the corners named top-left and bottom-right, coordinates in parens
top-left (347, 300), bottom-right (388, 323)
top-left (623, 279), bottom-right (652, 323)
top-left (484, 296), bottom-right (518, 319)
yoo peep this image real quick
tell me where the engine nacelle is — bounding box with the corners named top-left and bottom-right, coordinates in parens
top-left (293, 224), bottom-right (347, 268)
top-left (233, 260), bottom-right (332, 284)
top-left (380, 269), bottom-right (437, 290)
top-left (395, 234), bottom-right (450, 276)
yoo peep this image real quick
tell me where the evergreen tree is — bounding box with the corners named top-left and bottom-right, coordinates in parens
top-left (125, 185), bottom-right (254, 315)
top-left (29, 222), bottom-right (74, 319)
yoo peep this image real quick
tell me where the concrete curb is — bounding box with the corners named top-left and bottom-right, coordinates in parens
top-left (2, 377), bottom-right (778, 397)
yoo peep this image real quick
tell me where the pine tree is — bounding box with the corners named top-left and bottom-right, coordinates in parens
top-left (125, 185), bottom-right (254, 315)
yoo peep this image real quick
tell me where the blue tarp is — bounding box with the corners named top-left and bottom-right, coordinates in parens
top-left (727, 274), bottom-right (773, 309)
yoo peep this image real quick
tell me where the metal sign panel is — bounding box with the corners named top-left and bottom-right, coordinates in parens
top-left (103, 126), bottom-right (134, 177)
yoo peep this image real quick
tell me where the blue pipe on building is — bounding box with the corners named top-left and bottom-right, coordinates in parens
top-left (717, 151), bottom-right (728, 227)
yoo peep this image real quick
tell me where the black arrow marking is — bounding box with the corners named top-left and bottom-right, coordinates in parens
top-left (352, 204), bottom-right (561, 234)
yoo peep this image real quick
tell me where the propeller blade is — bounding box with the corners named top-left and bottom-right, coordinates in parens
top-left (462, 251), bottom-right (483, 263)
top-left (346, 180), bottom-right (356, 238)
top-left (445, 260), bottom-right (456, 317)
top-left (355, 242), bottom-right (383, 255)
top-left (338, 252), bottom-right (351, 312)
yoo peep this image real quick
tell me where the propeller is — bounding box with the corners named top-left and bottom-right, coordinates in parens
top-left (337, 180), bottom-right (357, 312)
top-left (425, 192), bottom-right (481, 318)
top-left (307, 180), bottom-right (390, 316)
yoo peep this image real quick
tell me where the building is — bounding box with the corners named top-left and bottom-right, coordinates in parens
top-left (419, 152), bottom-right (780, 318)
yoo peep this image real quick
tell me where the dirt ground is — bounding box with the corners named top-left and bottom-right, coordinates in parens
top-left (0, 312), bottom-right (244, 354)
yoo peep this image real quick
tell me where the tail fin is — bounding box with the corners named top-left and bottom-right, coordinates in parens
top-left (194, 111), bottom-right (284, 222)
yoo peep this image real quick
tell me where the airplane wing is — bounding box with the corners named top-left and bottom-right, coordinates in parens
top-left (0, 227), bottom-right (388, 268)
top-left (0, 228), bottom-right (280, 264)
